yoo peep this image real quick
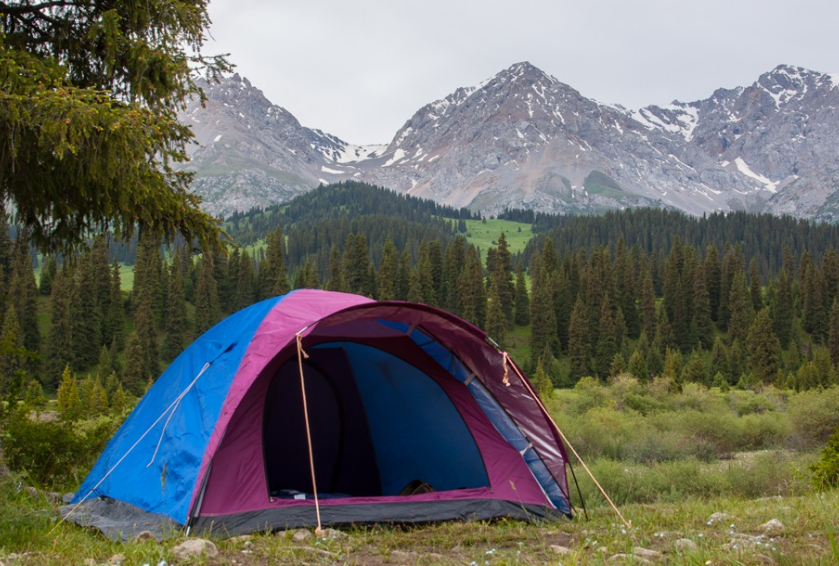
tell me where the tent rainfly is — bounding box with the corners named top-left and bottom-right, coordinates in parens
top-left (68, 290), bottom-right (575, 538)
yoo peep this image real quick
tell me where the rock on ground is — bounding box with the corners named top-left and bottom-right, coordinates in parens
top-left (674, 538), bottom-right (698, 552)
top-left (608, 553), bottom-right (652, 564)
top-left (759, 519), bottom-right (784, 536)
top-left (172, 539), bottom-right (218, 560)
top-left (550, 545), bottom-right (573, 556)
top-left (108, 553), bottom-right (125, 565)
top-left (633, 547), bottom-right (662, 559)
top-left (707, 512), bottom-right (733, 524)
top-left (291, 529), bottom-right (313, 542)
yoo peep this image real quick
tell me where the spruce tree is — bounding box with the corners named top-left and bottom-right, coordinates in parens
top-left (749, 257), bottom-right (764, 311)
top-left (771, 268), bottom-right (794, 349)
top-left (727, 271), bottom-right (755, 344)
top-left (692, 261), bottom-right (714, 350)
top-left (162, 257), bottom-right (189, 362)
top-left (627, 350), bottom-right (649, 382)
top-left (8, 235), bottom-right (40, 353)
top-left (56, 366), bottom-right (82, 423)
top-left (514, 263), bottom-right (530, 326)
top-left (262, 227), bottom-right (290, 298)
top-left (0, 305), bottom-right (28, 403)
top-left (486, 282), bottom-right (507, 348)
top-left (122, 332), bottom-right (147, 396)
top-left (705, 245), bottom-right (722, 321)
top-left (134, 294), bottom-right (159, 380)
top-left (639, 263), bottom-right (657, 340)
top-left (747, 309), bottom-right (782, 385)
top-left (326, 245), bottom-right (343, 292)
top-left (529, 268), bottom-right (557, 368)
top-left (45, 265), bottom-right (74, 388)
top-left (70, 254), bottom-right (102, 370)
top-left (377, 237), bottom-right (399, 301)
top-left (194, 254), bottom-right (221, 335)
top-left (594, 296), bottom-right (618, 380)
top-left (106, 259), bottom-right (125, 351)
top-left (828, 299), bottom-right (839, 367)
top-left (567, 297), bottom-right (590, 382)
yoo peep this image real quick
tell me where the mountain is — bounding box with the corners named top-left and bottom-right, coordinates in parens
top-left (180, 63), bottom-right (839, 221)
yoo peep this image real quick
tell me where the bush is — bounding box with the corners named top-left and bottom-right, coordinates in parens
top-left (811, 426), bottom-right (839, 490)
top-left (2, 412), bottom-right (121, 490)
top-left (788, 386), bottom-right (839, 449)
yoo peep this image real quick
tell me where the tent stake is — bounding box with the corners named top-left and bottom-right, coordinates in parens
top-left (502, 352), bottom-right (630, 530)
top-left (296, 333), bottom-right (324, 536)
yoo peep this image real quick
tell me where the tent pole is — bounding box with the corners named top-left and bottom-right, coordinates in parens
top-left (296, 333), bottom-right (324, 536)
top-left (501, 352), bottom-right (630, 530)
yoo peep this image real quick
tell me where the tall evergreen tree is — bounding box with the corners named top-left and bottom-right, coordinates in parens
top-left (828, 299), bottom-right (839, 367)
top-left (70, 255), bottom-right (101, 370)
top-left (326, 245), bottom-right (343, 292)
top-left (458, 245), bottom-right (487, 329)
top-left (486, 282), bottom-right (507, 348)
top-left (567, 297), bottom-right (590, 382)
top-left (45, 265), bottom-right (74, 388)
top-left (705, 244), bottom-right (722, 321)
top-left (594, 296), bottom-right (618, 380)
top-left (639, 262), bottom-right (657, 340)
top-left (377, 237), bottom-right (399, 301)
top-left (529, 269), bottom-right (557, 368)
top-left (747, 309), bottom-right (781, 385)
top-left (692, 261), bottom-right (714, 350)
top-left (749, 257), bottom-right (764, 311)
top-left (262, 227), bottom-right (290, 298)
top-left (727, 271), bottom-right (755, 344)
top-left (514, 263), bottom-right (530, 326)
top-left (8, 235), bottom-right (40, 353)
top-left (162, 255), bottom-right (189, 362)
top-left (770, 268), bottom-right (794, 349)
top-left (194, 255), bottom-right (221, 335)
top-left (106, 260), bottom-right (125, 351)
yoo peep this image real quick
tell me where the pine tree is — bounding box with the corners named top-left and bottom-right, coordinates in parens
top-left (194, 254), bottom-right (221, 335)
top-left (45, 265), bottom-right (74, 388)
top-left (493, 233), bottom-right (515, 327)
top-left (710, 336), bottom-right (731, 384)
top-left (568, 297), bottom-right (590, 382)
top-left (594, 296), bottom-right (618, 380)
top-left (106, 259), bottom-right (125, 351)
top-left (692, 261), bottom-right (714, 350)
top-left (770, 268), bottom-right (794, 349)
top-left (639, 262), bottom-right (657, 340)
top-left (122, 332), bottom-right (148, 396)
top-left (56, 366), bottom-right (82, 422)
top-left (486, 282), bottom-right (507, 348)
top-left (514, 263), bottom-right (530, 326)
top-left (627, 350), bottom-right (649, 382)
top-left (749, 257), bottom-right (764, 311)
top-left (0, 305), bottom-right (28, 403)
top-left (727, 271), bottom-right (755, 344)
top-left (705, 245), bottom-right (722, 321)
top-left (377, 237), bottom-right (399, 301)
top-left (8, 235), bottom-right (40, 353)
top-left (91, 235), bottom-right (113, 344)
top-left (162, 256), bottom-right (189, 362)
top-left (38, 255), bottom-right (57, 296)
top-left (234, 249), bottom-right (257, 310)
top-left (326, 245), bottom-right (343, 292)
top-left (828, 299), bottom-right (839, 367)
top-left (682, 351), bottom-right (709, 385)
top-left (262, 227), bottom-right (290, 298)
top-left (458, 245), bottom-right (487, 329)
top-left (529, 269), bottom-right (557, 368)
top-left (134, 294), bottom-right (159, 379)
top-left (747, 309), bottom-right (782, 385)
top-left (70, 254), bottom-right (101, 370)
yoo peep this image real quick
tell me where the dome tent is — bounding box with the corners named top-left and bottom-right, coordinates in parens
top-left (69, 289), bottom-right (573, 539)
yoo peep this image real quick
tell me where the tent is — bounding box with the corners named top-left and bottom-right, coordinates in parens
top-left (69, 289), bottom-right (574, 538)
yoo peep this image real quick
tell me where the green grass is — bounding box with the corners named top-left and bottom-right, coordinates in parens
top-left (463, 218), bottom-right (533, 261)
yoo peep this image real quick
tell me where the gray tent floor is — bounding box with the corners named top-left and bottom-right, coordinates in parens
top-left (61, 497), bottom-right (181, 542)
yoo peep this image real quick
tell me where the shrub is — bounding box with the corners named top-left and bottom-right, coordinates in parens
top-left (811, 426), bottom-right (839, 490)
top-left (788, 386), bottom-right (839, 449)
top-left (2, 412), bottom-right (121, 490)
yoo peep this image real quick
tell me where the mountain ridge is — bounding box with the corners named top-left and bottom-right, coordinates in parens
top-left (180, 62), bottom-right (839, 221)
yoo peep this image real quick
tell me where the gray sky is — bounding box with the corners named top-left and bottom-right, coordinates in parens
top-left (205, 0), bottom-right (839, 145)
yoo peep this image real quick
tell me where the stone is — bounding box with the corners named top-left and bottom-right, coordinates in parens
top-left (707, 512), bottom-right (733, 524)
top-left (24, 486), bottom-right (39, 498)
top-left (608, 554), bottom-right (651, 564)
top-left (759, 519), bottom-right (784, 536)
top-left (550, 545), bottom-right (573, 556)
top-left (674, 538), bottom-right (698, 552)
top-left (108, 553), bottom-right (125, 565)
top-left (292, 529), bottom-right (313, 542)
top-left (171, 539), bottom-right (218, 560)
top-left (229, 535), bottom-right (252, 543)
top-left (134, 531), bottom-right (156, 542)
top-left (390, 550), bottom-right (418, 563)
top-left (83, 559), bottom-right (97, 566)
top-left (319, 528), bottom-right (347, 539)
top-left (632, 547), bottom-right (662, 559)
top-left (755, 555), bottom-right (776, 565)
top-left (62, 492), bottom-right (75, 504)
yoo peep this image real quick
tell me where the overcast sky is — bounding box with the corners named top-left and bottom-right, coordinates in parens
top-left (205, 0), bottom-right (839, 145)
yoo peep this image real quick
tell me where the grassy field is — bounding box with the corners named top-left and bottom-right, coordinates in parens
top-left (463, 218), bottom-right (533, 261)
top-left (3, 381), bottom-right (838, 564)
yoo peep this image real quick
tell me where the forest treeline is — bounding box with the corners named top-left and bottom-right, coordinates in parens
top-left (3, 183), bottom-right (839, 415)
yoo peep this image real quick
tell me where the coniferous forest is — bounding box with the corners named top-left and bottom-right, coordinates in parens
top-left (3, 181), bottom-right (839, 412)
